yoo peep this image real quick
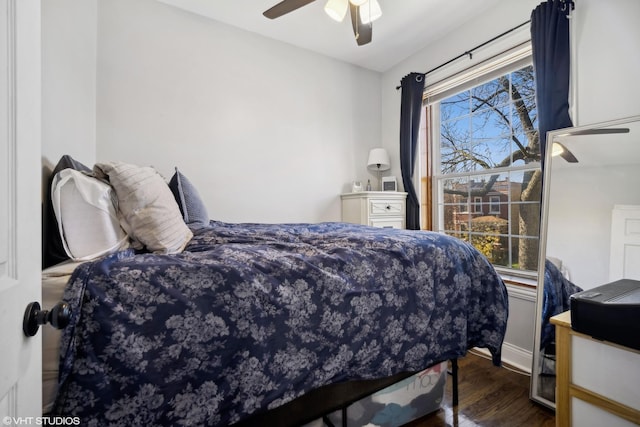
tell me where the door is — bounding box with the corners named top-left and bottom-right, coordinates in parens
top-left (610, 205), bottom-right (640, 282)
top-left (0, 0), bottom-right (42, 419)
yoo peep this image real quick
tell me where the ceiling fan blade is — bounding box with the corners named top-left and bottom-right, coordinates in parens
top-left (553, 127), bottom-right (631, 163)
top-left (570, 127), bottom-right (630, 136)
top-left (555, 128), bottom-right (630, 137)
top-left (559, 146), bottom-right (579, 163)
top-left (263, 0), bottom-right (316, 19)
top-left (349, 3), bottom-right (372, 46)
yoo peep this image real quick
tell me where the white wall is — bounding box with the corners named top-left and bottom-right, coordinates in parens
top-left (573, 0), bottom-right (640, 125)
top-left (41, 0), bottom-right (97, 192)
top-left (95, 0), bottom-right (381, 224)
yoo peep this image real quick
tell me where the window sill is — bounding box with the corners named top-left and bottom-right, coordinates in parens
top-left (497, 270), bottom-right (538, 288)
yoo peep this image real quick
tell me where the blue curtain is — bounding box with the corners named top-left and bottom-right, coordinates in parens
top-left (399, 72), bottom-right (425, 230)
top-left (531, 0), bottom-right (574, 169)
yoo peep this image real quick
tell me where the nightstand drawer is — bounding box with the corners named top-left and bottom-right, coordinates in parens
top-left (370, 218), bottom-right (404, 229)
top-left (369, 200), bottom-right (404, 216)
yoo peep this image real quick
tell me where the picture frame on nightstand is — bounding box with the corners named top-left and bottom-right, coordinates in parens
top-left (382, 176), bottom-right (397, 191)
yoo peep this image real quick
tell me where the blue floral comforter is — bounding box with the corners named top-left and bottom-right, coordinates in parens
top-left (53, 221), bottom-right (508, 426)
top-left (540, 259), bottom-right (582, 351)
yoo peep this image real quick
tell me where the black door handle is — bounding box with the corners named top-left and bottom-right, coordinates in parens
top-left (23, 301), bottom-right (71, 337)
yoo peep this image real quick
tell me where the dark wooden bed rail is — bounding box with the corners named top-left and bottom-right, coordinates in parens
top-left (233, 359), bottom-right (459, 427)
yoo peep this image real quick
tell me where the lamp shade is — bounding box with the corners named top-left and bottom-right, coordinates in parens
top-left (360, 0), bottom-right (382, 24)
top-left (324, 0), bottom-right (348, 22)
top-left (349, 0), bottom-right (368, 6)
top-left (367, 148), bottom-right (390, 171)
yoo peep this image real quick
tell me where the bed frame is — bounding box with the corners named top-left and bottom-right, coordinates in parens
top-left (233, 359), bottom-right (459, 427)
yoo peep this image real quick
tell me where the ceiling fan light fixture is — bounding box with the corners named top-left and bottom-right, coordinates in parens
top-left (359, 0), bottom-right (382, 24)
top-left (263, 0), bottom-right (374, 47)
top-left (324, 0), bottom-right (348, 22)
top-left (551, 142), bottom-right (565, 157)
top-left (552, 141), bottom-right (579, 163)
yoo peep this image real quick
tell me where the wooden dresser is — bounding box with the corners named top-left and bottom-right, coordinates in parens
top-left (551, 311), bottom-right (640, 427)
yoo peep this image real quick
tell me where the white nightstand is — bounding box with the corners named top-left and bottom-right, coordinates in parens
top-left (340, 191), bottom-right (407, 229)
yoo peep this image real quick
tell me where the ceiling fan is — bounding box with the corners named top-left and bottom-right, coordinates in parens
top-left (263, 0), bottom-right (382, 46)
top-left (552, 127), bottom-right (630, 163)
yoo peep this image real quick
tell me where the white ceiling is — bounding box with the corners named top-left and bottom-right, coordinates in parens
top-left (156, 0), bottom-right (503, 72)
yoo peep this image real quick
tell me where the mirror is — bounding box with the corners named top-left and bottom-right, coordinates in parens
top-left (530, 115), bottom-right (640, 408)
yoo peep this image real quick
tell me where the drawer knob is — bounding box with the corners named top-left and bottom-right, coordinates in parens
top-left (386, 205), bottom-right (391, 210)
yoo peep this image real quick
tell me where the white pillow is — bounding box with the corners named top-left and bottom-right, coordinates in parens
top-left (51, 169), bottom-right (129, 260)
top-left (93, 162), bottom-right (193, 254)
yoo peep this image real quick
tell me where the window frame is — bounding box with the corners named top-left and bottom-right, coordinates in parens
top-left (421, 43), bottom-right (541, 283)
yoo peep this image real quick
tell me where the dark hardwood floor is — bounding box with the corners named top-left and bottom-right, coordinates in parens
top-left (404, 352), bottom-right (556, 427)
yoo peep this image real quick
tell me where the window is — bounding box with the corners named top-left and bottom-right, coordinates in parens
top-left (489, 196), bottom-right (501, 214)
top-left (473, 197), bottom-right (483, 213)
top-left (423, 51), bottom-right (542, 276)
top-left (460, 198), bottom-right (468, 212)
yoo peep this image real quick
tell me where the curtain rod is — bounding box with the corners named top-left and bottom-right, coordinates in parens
top-left (395, 19), bottom-right (531, 90)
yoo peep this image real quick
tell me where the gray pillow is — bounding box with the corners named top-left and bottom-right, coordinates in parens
top-left (168, 167), bottom-right (210, 229)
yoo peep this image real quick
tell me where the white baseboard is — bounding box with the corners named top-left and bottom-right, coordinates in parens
top-left (474, 343), bottom-right (532, 374)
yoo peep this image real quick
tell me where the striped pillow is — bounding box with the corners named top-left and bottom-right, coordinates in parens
top-left (94, 162), bottom-right (193, 254)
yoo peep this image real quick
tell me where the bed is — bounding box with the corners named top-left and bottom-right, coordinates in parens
top-left (540, 258), bottom-right (582, 352)
top-left (41, 157), bottom-right (509, 426)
